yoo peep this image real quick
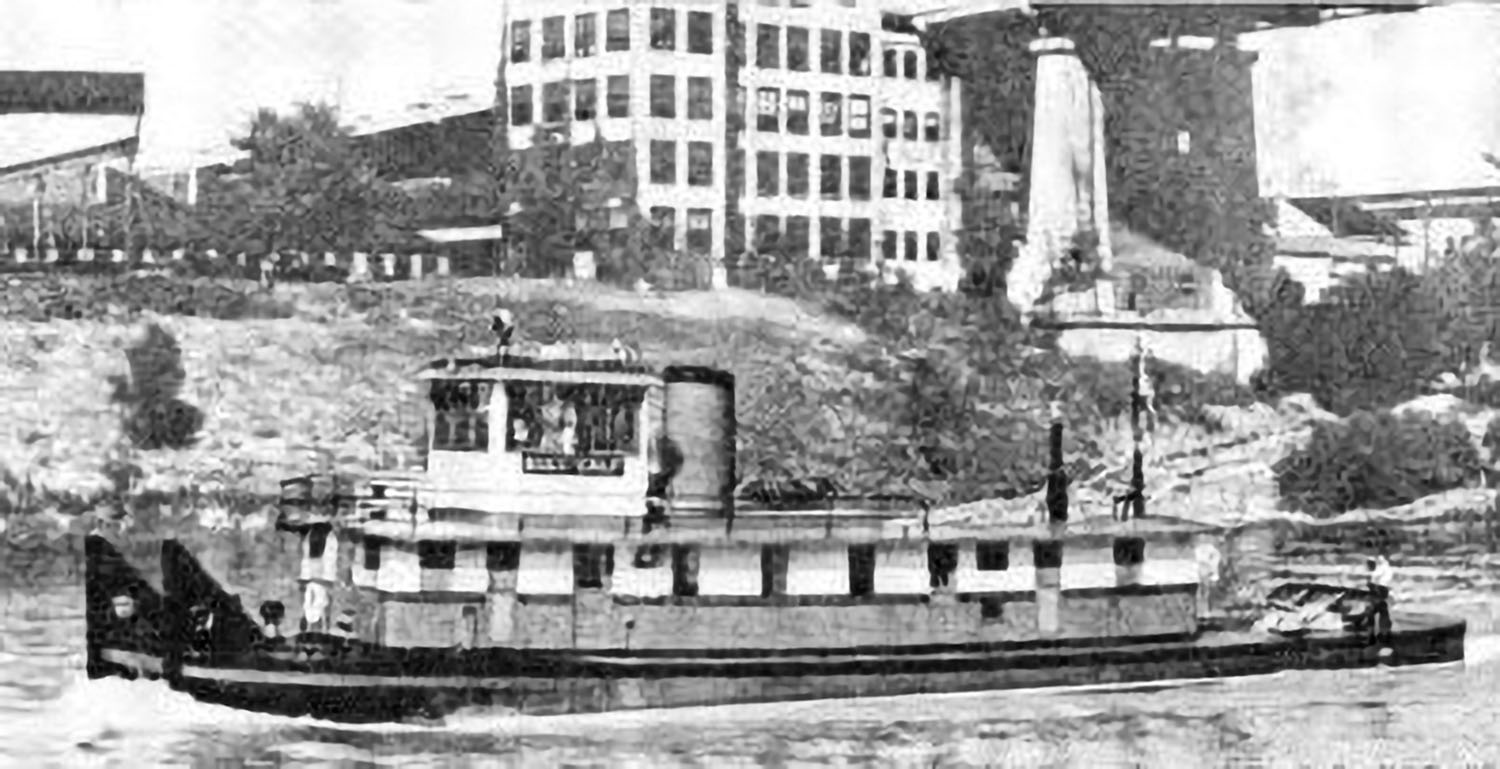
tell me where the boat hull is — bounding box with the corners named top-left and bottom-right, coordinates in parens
top-left (124, 612), bottom-right (1465, 723)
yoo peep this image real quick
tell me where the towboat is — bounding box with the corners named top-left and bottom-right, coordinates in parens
top-left (82, 320), bottom-right (1466, 723)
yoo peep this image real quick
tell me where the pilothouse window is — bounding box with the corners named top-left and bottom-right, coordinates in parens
top-left (505, 382), bottom-right (642, 455)
top-left (430, 379), bottom-right (492, 452)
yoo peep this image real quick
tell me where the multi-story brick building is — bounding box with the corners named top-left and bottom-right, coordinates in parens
top-left (502, 0), bottom-right (965, 291)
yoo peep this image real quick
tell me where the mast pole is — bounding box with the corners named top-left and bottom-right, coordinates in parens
top-left (1128, 330), bottom-right (1151, 520)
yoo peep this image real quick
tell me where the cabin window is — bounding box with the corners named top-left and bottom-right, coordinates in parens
top-left (573, 544), bottom-right (615, 590)
top-left (307, 526), bottom-right (330, 559)
top-left (486, 542), bottom-right (521, 571)
top-left (1113, 537), bottom-right (1146, 566)
top-left (505, 381), bottom-right (643, 457)
top-left (418, 541), bottom-right (457, 570)
top-left (671, 545), bottom-right (700, 597)
top-left (760, 545), bottom-right (789, 597)
top-left (976, 541), bottom-right (1010, 571)
top-left (848, 544), bottom-right (876, 597)
top-left (363, 537), bottom-right (382, 570)
top-left (633, 544), bottom-right (667, 569)
top-left (430, 379), bottom-right (492, 452)
top-left (927, 543), bottom-right (958, 589)
top-left (1033, 541), bottom-right (1064, 570)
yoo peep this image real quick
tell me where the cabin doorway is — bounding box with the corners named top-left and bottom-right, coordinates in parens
top-left (460, 606), bottom-right (480, 650)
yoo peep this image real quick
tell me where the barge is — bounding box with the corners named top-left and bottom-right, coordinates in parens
top-left (83, 320), bottom-right (1466, 723)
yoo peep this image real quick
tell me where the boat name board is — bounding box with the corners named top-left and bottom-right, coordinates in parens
top-left (521, 452), bottom-right (625, 477)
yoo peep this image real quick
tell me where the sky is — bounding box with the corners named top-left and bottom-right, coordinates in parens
top-left (2, 1), bottom-right (1499, 198)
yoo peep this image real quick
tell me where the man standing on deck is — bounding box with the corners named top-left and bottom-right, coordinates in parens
top-left (1194, 534), bottom-right (1222, 621)
top-left (1368, 552), bottom-right (1394, 642)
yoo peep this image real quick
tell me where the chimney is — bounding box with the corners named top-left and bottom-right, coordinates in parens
top-left (1045, 401), bottom-right (1068, 524)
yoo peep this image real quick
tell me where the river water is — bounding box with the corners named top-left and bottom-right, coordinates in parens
top-left (3, 548), bottom-right (1500, 768)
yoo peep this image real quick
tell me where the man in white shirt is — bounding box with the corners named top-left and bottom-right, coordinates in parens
top-left (1367, 553), bottom-right (1394, 642)
top-left (1194, 535), bottom-right (1223, 621)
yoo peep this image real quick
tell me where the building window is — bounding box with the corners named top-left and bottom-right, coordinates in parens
top-left (902, 111), bottom-right (917, 140)
top-left (756, 87), bottom-right (780, 132)
top-left (687, 10), bottom-right (713, 54)
top-left (904, 50), bottom-right (918, 79)
top-left (1113, 536), bottom-right (1146, 566)
top-left (649, 75), bottom-right (676, 118)
top-left (819, 154), bottom-right (841, 199)
top-left (760, 544), bottom-right (789, 597)
top-left (649, 206), bottom-right (676, 250)
top-left (924, 112), bottom-right (941, 141)
top-left (786, 152), bottom-right (809, 197)
top-left (542, 16), bottom-right (565, 59)
top-left (606, 9), bottom-right (630, 51)
top-left (756, 24), bottom-right (780, 68)
top-left (756, 151), bottom-right (779, 196)
top-left (820, 216), bottom-right (843, 260)
top-left (926, 171), bottom-right (940, 200)
top-left (308, 526), bottom-right (329, 559)
top-left (510, 21), bottom-right (531, 63)
top-left (903, 170), bottom-right (918, 200)
top-left (786, 216), bottom-right (810, 258)
top-left (848, 156), bottom-right (871, 200)
top-left (976, 541), bottom-right (1010, 571)
top-left (848, 96), bottom-right (870, 137)
top-left (881, 230), bottom-right (897, 261)
top-left (687, 77), bottom-right (713, 120)
top-left (487, 542), bottom-right (521, 571)
top-left (848, 544), bottom-right (876, 597)
top-left (786, 90), bottom-right (809, 135)
top-left (1034, 541), bottom-right (1064, 570)
top-left (686, 208), bottom-right (712, 254)
top-left (431, 379), bottom-right (490, 451)
top-left (850, 32), bottom-right (871, 75)
top-left (650, 8), bottom-right (676, 50)
top-left (363, 537), bottom-right (382, 571)
top-left (882, 168), bottom-right (898, 198)
top-left (927, 50), bottom-right (943, 80)
top-left (509, 85), bottom-right (533, 126)
top-left (881, 108), bottom-right (897, 139)
top-left (671, 545), bottom-right (700, 597)
top-left (926, 232), bottom-right (941, 261)
top-left (882, 48), bottom-right (897, 77)
top-left (606, 75), bottom-right (629, 117)
top-left (904, 230), bottom-right (917, 261)
top-left (688, 141), bottom-right (713, 186)
top-left (819, 93), bottom-right (842, 137)
top-left (755, 215), bottom-right (781, 253)
top-left (418, 540), bottom-right (457, 570)
top-left (575, 13), bottom-right (596, 57)
top-left (820, 30), bottom-right (842, 74)
top-left (542, 81), bottom-right (570, 123)
top-left (574, 79), bottom-right (597, 121)
top-left (573, 544), bottom-right (615, 590)
top-left (787, 27), bottom-right (809, 71)
top-left (848, 217), bottom-right (871, 261)
top-left (650, 140), bottom-right (677, 184)
top-left (928, 543), bottom-right (958, 589)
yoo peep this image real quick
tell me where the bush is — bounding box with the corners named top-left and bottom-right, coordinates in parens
top-left (1274, 410), bottom-right (1482, 516)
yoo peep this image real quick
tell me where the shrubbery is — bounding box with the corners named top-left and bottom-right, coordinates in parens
top-left (0, 273), bottom-right (294, 321)
top-left (1274, 410), bottom-right (1482, 516)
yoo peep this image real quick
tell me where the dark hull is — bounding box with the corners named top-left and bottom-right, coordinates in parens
top-left (107, 613), bottom-right (1465, 723)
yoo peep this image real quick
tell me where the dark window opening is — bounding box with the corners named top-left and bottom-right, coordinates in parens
top-left (819, 92), bottom-right (842, 136)
top-left (510, 85), bottom-right (533, 126)
top-left (650, 75), bottom-right (676, 118)
top-left (671, 545), bottom-right (700, 597)
top-left (510, 21), bottom-right (531, 63)
top-left (687, 142), bottom-right (713, 186)
top-left (363, 537), bottom-right (382, 571)
top-left (755, 215), bottom-right (782, 254)
top-left (307, 526), bottom-right (329, 559)
top-left (926, 171), bottom-right (940, 201)
top-left (980, 595), bottom-right (1006, 621)
top-left (574, 79), bottom-right (597, 121)
top-left (649, 206), bottom-right (676, 251)
top-left (924, 112), bottom-right (940, 141)
top-left (688, 76), bottom-right (713, 119)
top-left (787, 27), bottom-right (809, 71)
top-left (881, 230), bottom-right (897, 261)
top-left (820, 216), bottom-right (842, 260)
top-left (850, 32), bottom-right (871, 75)
top-left (756, 24), bottom-right (780, 68)
top-left (820, 29), bottom-right (842, 74)
top-left (927, 49), bottom-right (942, 80)
top-left (786, 216), bottom-right (810, 258)
top-left (757, 87), bottom-right (780, 132)
top-left (786, 90), bottom-right (809, 135)
top-left (848, 156), bottom-right (871, 200)
top-left (848, 218), bottom-right (872, 261)
top-left (848, 544), bottom-right (877, 597)
top-left (606, 75), bottom-right (629, 118)
top-left (902, 110), bottom-right (918, 140)
top-left (761, 545), bottom-right (790, 597)
top-left (650, 8), bottom-right (676, 50)
top-left (573, 544), bottom-right (615, 590)
top-left (882, 168), bottom-right (898, 198)
top-left (880, 108), bottom-right (897, 138)
top-left (606, 9), bottom-right (630, 51)
top-left (487, 542), bottom-right (522, 571)
top-left (1034, 541), bottom-right (1065, 570)
top-left (431, 379), bottom-right (491, 452)
top-left (686, 209), bottom-right (712, 254)
top-left (687, 11), bottom-right (713, 54)
top-left (756, 151), bottom-right (779, 196)
top-left (904, 230), bottom-right (917, 261)
top-left (976, 541), bottom-right (1009, 571)
top-left (1113, 537), bottom-right (1146, 566)
top-left (903, 170), bottom-right (918, 200)
top-left (904, 50), bottom-right (918, 79)
top-left (418, 540), bottom-right (458, 570)
top-left (786, 152), bottom-right (809, 197)
top-left (575, 13), bottom-right (596, 57)
top-left (928, 543), bottom-right (959, 589)
top-left (819, 154), bottom-right (841, 199)
top-left (542, 81), bottom-right (570, 123)
top-left (882, 48), bottom-right (897, 77)
top-left (926, 232), bottom-right (941, 261)
top-left (542, 16), bottom-right (565, 59)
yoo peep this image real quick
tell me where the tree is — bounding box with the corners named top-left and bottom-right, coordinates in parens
top-left (193, 102), bottom-right (413, 255)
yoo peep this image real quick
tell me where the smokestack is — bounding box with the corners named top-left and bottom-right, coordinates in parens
top-left (1045, 401), bottom-right (1068, 524)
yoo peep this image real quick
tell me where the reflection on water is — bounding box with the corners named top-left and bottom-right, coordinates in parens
top-left (3, 555), bottom-right (1500, 767)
